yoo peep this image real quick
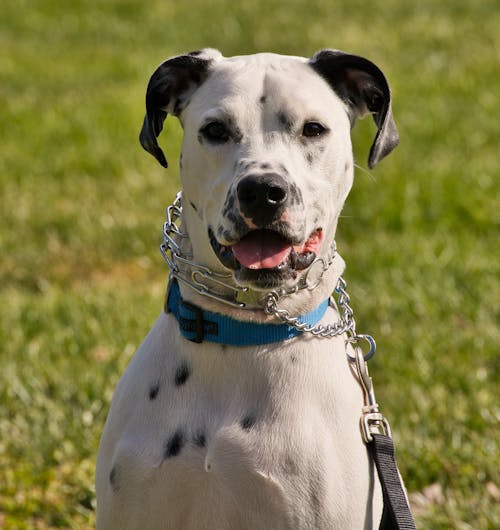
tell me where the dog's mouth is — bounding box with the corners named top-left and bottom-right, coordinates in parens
top-left (209, 228), bottom-right (324, 288)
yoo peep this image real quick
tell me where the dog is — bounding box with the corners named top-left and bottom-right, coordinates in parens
top-left (96, 48), bottom-right (399, 529)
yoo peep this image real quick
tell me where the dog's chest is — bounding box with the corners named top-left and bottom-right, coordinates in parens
top-left (97, 311), bottom-right (377, 529)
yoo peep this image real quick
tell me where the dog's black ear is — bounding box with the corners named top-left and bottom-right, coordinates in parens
top-left (309, 49), bottom-right (399, 168)
top-left (139, 49), bottom-right (222, 168)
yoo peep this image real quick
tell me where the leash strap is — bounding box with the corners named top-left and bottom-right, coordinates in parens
top-left (351, 345), bottom-right (416, 529)
top-left (166, 279), bottom-right (330, 345)
top-left (369, 433), bottom-right (417, 530)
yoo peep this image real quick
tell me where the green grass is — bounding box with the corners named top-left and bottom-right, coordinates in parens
top-left (1, 0), bottom-right (498, 528)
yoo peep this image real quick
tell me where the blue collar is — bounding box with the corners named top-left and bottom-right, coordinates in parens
top-left (166, 280), bottom-right (329, 346)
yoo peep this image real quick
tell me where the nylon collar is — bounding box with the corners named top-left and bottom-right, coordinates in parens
top-left (166, 280), bottom-right (329, 345)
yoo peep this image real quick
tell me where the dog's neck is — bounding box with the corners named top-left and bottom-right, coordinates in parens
top-left (167, 207), bottom-right (345, 324)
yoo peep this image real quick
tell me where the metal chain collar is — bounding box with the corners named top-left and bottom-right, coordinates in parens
top-left (160, 191), bottom-right (375, 359)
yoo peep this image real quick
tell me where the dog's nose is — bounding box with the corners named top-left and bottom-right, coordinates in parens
top-left (237, 174), bottom-right (289, 226)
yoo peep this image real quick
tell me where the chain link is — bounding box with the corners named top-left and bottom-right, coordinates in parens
top-left (264, 276), bottom-right (376, 359)
top-left (264, 277), bottom-right (353, 338)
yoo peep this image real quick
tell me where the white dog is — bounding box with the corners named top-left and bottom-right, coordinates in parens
top-left (96, 48), bottom-right (399, 529)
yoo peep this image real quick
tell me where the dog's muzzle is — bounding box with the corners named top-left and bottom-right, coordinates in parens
top-left (209, 171), bottom-right (321, 288)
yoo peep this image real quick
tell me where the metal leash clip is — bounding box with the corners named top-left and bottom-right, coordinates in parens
top-left (351, 343), bottom-right (391, 443)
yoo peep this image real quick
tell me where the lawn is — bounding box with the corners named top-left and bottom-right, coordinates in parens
top-left (1, 0), bottom-right (498, 528)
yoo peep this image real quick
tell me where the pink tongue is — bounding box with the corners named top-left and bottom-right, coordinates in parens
top-left (232, 231), bottom-right (292, 269)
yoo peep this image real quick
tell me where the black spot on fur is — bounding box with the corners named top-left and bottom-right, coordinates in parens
top-left (165, 430), bottom-right (184, 458)
top-left (233, 127), bottom-right (243, 144)
top-left (277, 111), bottom-right (287, 124)
top-left (174, 363), bottom-right (191, 386)
top-left (290, 355), bottom-right (297, 363)
top-left (289, 184), bottom-right (303, 207)
top-left (222, 194), bottom-right (235, 217)
top-left (193, 431), bottom-right (206, 448)
top-left (260, 95), bottom-right (267, 104)
top-left (189, 201), bottom-right (198, 212)
top-left (149, 383), bottom-right (160, 400)
top-left (260, 162), bottom-right (271, 170)
top-left (277, 111), bottom-right (294, 133)
top-left (284, 455), bottom-right (299, 474)
top-left (277, 163), bottom-right (289, 175)
top-left (226, 212), bottom-right (248, 234)
top-left (188, 50), bottom-right (203, 56)
top-left (109, 465), bottom-right (119, 492)
top-left (241, 415), bottom-right (256, 431)
top-left (306, 152), bottom-right (314, 165)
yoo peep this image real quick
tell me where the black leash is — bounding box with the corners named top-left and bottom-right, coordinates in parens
top-left (350, 345), bottom-right (417, 529)
top-left (369, 433), bottom-right (417, 529)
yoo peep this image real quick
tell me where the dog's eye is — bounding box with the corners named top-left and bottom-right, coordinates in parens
top-left (302, 122), bottom-right (326, 138)
top-left (200, 121), bottom-right (230, 143)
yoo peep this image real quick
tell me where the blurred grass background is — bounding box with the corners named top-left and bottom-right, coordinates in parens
top-left (1, 0), bottom-right (499, 528)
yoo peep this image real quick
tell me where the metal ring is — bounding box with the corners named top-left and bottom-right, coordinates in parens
top-left (346, 334), bottom-right (376, 361)
top-left (305, 257), bottom-right (326, 290)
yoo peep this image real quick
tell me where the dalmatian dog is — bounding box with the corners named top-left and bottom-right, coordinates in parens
top-left (96, 48), bottom-right (399, 529)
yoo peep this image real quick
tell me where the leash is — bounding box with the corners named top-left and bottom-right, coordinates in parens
top-left (370, 434), bottom-right (417, 529)
top-left (352, 346), bottom-right (417, 529)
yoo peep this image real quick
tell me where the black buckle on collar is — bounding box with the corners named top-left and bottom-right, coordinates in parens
top-left (178, 299), bottom-right (218, 343)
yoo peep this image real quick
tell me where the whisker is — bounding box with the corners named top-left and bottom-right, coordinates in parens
top-left (354, 163), bottom-right (376, 182)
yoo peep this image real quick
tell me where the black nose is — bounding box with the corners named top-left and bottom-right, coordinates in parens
top-left (237, 174), bottom-right (289, 226)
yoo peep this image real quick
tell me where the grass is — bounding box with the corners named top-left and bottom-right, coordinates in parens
top-left (1, 0), bottom-right (498, 528)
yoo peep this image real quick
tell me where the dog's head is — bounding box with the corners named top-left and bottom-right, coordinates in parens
top-left (140, 49), bottom-right (398, 291)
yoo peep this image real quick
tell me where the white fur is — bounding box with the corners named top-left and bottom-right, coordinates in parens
top-left (96, 51), bottom-right (384, 529)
